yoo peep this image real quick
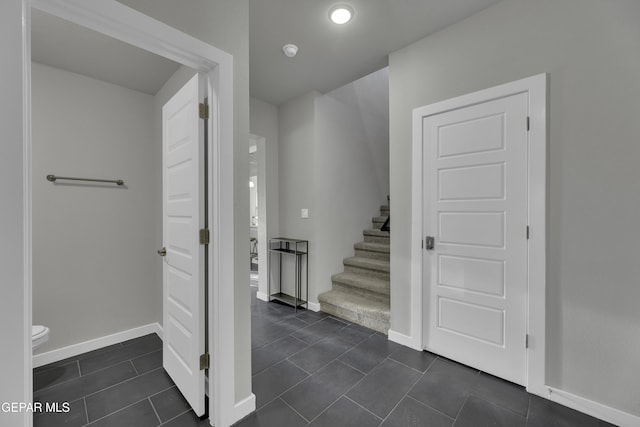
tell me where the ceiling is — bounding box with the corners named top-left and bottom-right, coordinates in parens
top-left (250, 0), bottom-right (501, 105)
top-left (31, 9), bottom-right (181, 96)
top-left (31, 1), bottom-right (501, 102)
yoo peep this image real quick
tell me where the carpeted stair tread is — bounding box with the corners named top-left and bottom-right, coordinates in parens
top-left (343, 256), bottom-right (390, 273)
top-left (318, 289), bottom-right (390, 334)
top-left (354, 241), bottom-right (390, 253)
top-left (363, 229), bottom-right (390, 237)
top-left (331, 272), bottom-right (390, 296)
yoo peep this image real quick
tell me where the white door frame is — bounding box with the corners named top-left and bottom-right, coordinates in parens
top-left (24, 1), bottom-right (245, 426)
top-left (250, 133), bottom-right (270, 302)
top-left (410, 73), bottom-right (547, 394)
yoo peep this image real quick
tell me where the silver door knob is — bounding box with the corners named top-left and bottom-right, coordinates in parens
top-left (157, 247), bottom-right (167, 256)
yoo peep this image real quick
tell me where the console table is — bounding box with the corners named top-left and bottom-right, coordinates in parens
top-left (267, 238), bottom-right (308, 311)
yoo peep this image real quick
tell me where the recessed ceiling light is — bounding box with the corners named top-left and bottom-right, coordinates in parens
top-left (329, 5), bottom-right (353, 25)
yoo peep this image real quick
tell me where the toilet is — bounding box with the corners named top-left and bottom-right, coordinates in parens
top-left (32, 325), bottom-right (49, 351)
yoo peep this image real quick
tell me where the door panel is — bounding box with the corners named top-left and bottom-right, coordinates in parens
top-left (423, 92), bottom-right (528, 385)
top-left (162, 73), bottom-right (205, 416)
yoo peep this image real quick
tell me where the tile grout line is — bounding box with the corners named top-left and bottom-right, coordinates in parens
top-left (148, 396), bottom-right (163, 425)
top-left (158, 408), bottom-right (192, 426)
top-left (343, 395), bottom-right (384, 422)
top-left (83, 364), bottom-right (164, 399)
top-left (377, 356), bottom-right (427, 425)
top-left (83, 397), bottom-right (90, 427)
top-left (404, 393), bottom-right (456, 421)
top-left (278, 397), bottom-right (311, 423)
top-left (83, 395), bottom-right (155, 425)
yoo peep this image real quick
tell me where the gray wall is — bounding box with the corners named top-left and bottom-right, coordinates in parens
top-left (32, 62), bottom-right (159, 352)
top-left (277, 91), bottom-right (318, 298)
top-left (250, 97), bottom-right (280, 298)
top-left (276, 69), bottom-right (390, 304)
top-left (115, 0), bottom-right (252, 402)
top-left (0, 1), bottom-right (30, 422)
top-left (389, 0), bottom-right (640, 416)
top-left (313, 68), bottom-right (389, 300)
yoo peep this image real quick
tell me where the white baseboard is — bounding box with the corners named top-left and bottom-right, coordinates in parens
top-left (256, 291), bottom-right (269, 302)
top-left (33, 323), bottom-right (163, 368)
top-left (230, 393), bottom-right (256, 425)
top-left (306, 301), bottom-right (321, 312)
top-left (388, 329), bottom-right (422, 351)
top-left (541, 387), bottom-right (639, 427)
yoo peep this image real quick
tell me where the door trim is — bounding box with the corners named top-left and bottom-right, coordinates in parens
top-left (410, 73), bottom-right (547, 393)
top-left (25, 1), bottom-right (249, 426)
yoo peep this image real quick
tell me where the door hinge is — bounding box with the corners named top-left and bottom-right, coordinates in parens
top-left (199, 228), bottom-right (210, 245)
top-left (199, 102), bottom-right (209, 120)
top-left (526, 226), bottom-right (530, 240)
top-left (199, 353), bottom-right (210, 370)
top-left (525, 334), bottom-right (529, 349)
top-left (526, 116), bottom-right (530, 131)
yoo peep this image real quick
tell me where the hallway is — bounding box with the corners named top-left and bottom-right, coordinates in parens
top-left (243, 288), bottom-right (613, 427)
top-left (32, 286), bottom-right (614, 427)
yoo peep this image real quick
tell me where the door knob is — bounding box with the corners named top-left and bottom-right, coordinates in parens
top-left (157, 247), bottom-right (167, 256)
top-left (425, 236), bottom-right (435, 250)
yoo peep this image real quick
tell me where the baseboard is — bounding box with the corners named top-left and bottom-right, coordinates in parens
top-left (256, 291), bottom-right (269, 302)
top-left (306, 301), bottom-right (321, 312)
top-left (231, 393), bottom-right (256, 425)
top-left (33, 323), bottom-right (163, 368)
top-left (542, 387), bottom-right (639, 427)
top-left (388, 329), bottom-right (422, 351)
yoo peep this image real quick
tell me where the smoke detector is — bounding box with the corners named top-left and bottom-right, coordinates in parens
top-left (282, 44), bottom-right (298, 58)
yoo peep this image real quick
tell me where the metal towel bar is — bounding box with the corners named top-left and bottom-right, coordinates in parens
top-left (46, 174), bottom-right (124, 186)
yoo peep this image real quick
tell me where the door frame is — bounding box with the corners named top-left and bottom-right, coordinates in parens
top-left (409, 73), bottom-right (547, 394)
top-left (23, 1), bottom-right (245, 426)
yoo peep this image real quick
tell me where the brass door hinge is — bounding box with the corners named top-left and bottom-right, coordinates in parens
top-left (199, 228), bottom-right (210, 245)
top-left (199, 103), bottom-right (209, 120)
top-left (199, 353), bottom-right (210, 370)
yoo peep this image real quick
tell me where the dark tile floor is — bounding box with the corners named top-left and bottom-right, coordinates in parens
top-left (33, 283), bottom-right (616, 427)
top-left (238, 286), bottom-right (615, 427)
top-left (33, 334), bottom-right (207, 427)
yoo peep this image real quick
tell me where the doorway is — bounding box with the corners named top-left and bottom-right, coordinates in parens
top-left (24, 1), bottom-right (240, 425)
top-left (410, 74), bottom-right (547, 392)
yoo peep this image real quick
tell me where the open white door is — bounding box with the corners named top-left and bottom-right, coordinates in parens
top-left (423, 92), bottom-right (529, 385)
top-left (161, 73), bottom-right (206, 416)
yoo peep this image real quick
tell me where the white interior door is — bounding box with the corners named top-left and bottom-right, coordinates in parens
top-left (423, 92), bottom-right (529, 385)
top-left (162, 73), bottom-right (206, 416)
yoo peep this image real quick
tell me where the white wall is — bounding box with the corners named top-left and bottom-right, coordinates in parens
top-left (115, 0), bottom-right (252, 404)
top-left (276, 68), bottom-right (390, 305)
top-left (0, 2), bottom-right (30, 425)
top-left (389, 0), bottom-right (640, 418)
top-left (31, 62), bottom-right (159, 353)
top-left (313, 68), bottom-right (389, 301)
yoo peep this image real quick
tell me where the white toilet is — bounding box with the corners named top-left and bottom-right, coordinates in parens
top-left (32, 325), bottom-right (50, 351)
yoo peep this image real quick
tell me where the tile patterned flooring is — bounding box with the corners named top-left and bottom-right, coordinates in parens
top-left (33, 284), bottom-right (616, 427)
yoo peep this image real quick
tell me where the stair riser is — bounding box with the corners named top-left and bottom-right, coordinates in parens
top-left (380, 206), bottom-right (390, 216)
top-left (372, 221), bottom-right (385, 230)
top-left (320, 302), bottom-right (389, 334)
top-left (354, 248), bottom-right (390, 261)
top-left (333, 282), bottom-right (389, 300)
top-left (363, 234), bottom-right (390, 244)
top-left (345, 265), bottom-right (390, 280)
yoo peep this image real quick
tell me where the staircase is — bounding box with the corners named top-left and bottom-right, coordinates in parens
top-left (318, 203), bottom-right (390, 334)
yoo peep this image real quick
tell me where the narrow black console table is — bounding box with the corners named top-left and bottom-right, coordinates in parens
top-left (268, 238), bottom-right (308, 311)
